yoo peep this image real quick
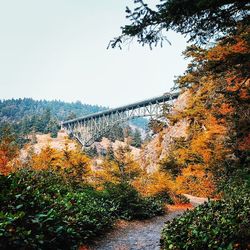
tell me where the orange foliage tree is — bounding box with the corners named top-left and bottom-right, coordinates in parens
top-left (87, 144), bottom-right (141, 187)
top-left (0, 126), bottom-right (19, 175)
top-left (163, 26), bottom-right (249, 196)
top-left (28, 144), bottom-right (90, 183)
top-left (132, 170), bottom-right (173, 197)
top-left (87, 144), bottom-right (174, 197)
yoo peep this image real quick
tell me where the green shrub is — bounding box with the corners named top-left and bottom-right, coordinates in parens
top-left (0, 170), bottom-right (114, 249)
top-left (104, 182), bottom-right (165, 220)
top-left (161, 191), bottom-right (250, 250)
top-left (0, 169), bottom-right (164, 249)
top-left (153, 191), bottom-right (174, 204)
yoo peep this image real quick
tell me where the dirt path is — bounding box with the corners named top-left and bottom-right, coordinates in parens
top-left (88, 195), bottom-right (208, 250)
top-left (183, 194), bottom-right (209, 206)
top-left (89, 210), bottom-right (184, 250)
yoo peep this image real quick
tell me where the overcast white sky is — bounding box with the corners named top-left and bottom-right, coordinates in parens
top-left (0, 0), bottom-right (188, 107)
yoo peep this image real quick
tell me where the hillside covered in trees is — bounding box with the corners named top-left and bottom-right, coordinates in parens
top-left (0, 98), bottom-right (104, 122)
top-left (0, 98), bottom-right (105, 142)
top-left (0, 98), bottom-right (147, 146)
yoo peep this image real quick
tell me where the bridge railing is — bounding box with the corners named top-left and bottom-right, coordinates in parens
top-left (62, 92), bottom-right (179, 126)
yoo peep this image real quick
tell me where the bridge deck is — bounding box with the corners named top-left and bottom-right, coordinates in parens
top-left (62, 92), bottom-right (179, 125)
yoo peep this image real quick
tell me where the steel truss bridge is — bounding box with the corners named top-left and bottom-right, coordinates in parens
top-left (62, 92), bottom-right (179, 147)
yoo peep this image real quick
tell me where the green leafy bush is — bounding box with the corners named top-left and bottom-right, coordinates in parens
top-left (0, 170), bottom-right (113, 249)
top-left (152, 191), bottom-right (174, 204)
top-left (104, 182), bottom-right (164, 220)
top-left (161, 191), bottom-right (250, 250)
top-left (0, 169), bottom-right (164, 249)
top-left (152, 191), bottom-right (190, 205)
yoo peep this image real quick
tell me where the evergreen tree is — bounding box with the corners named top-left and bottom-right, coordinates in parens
top-left (110, 0), bottom-right (249, 48)
top-left (131, 129), bottom-right (142, 148)
top-left (67, 112), bottom-right (77, 120)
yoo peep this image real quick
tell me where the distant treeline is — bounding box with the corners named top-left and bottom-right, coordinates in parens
top-left (0, 98), bottom-right (106, 145)
top-left (0, 98), bottom-right (147, 147)
top-left (0, 98), bottom-right (105, 122)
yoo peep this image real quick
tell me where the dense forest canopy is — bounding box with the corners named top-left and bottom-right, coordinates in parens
top-left (0, 98), bottom-right (105, 144)
top-left (0, 98), bottom-right (105, 122)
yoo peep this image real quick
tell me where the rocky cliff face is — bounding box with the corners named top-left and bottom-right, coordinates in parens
top-left (140, 92), bottom-right (190, 172)
top-left (92, 137), bottom-right (140, 158)
top-left (19, 131), bottom-right (77, 161)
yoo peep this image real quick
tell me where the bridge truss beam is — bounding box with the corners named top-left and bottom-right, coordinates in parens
top-left (62, 93), bottom-right (179, 147)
